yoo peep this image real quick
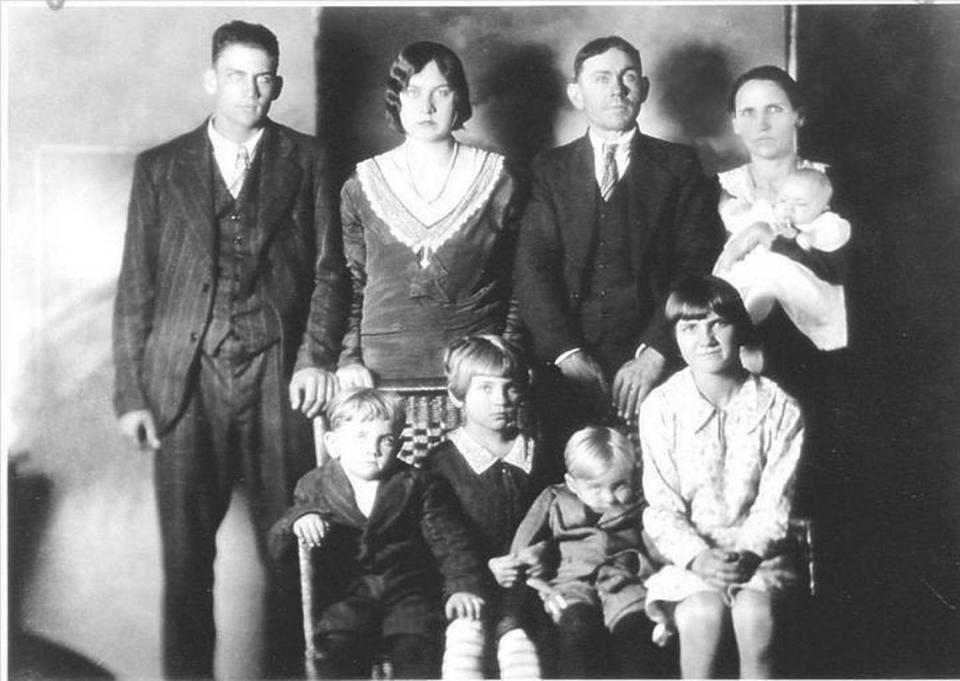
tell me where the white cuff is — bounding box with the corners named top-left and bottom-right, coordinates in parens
top-left (555, 347), bottom-right (582, 365)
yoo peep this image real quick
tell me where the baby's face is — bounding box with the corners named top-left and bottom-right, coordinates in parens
top-left (775, 175), bottom-right (830, 227)
top-left (565, 460), bottom-right (638, 514)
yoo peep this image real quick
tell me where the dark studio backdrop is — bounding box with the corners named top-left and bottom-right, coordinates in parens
top-left (4, 3), bottom-right (959, 679)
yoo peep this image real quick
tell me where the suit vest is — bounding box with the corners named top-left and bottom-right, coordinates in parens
top-left (579, 174), bottom-right (644, 374)
top-left (202, 152), bottom-right (281, 355)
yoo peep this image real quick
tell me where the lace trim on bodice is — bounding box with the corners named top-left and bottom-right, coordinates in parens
top-left (718, 159), bottom-right (828, 201)
top-left (357, 147), bottom-right (505, 265)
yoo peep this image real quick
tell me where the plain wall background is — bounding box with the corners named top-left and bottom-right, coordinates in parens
top-left (5, 3), bottom-right (960, 679)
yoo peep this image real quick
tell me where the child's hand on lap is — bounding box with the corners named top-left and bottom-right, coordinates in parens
top-left (293, 513), bottom-right (328, 547)
top-left (730, 550), bottom-right (762, 583)
top-left (489, 554), bottom-right (525, 587)
top-left (517, 540), bottom-right (555, 579)
top-left (691, 548), bottom-right (749, 588)
top-left (446, 592), bottom-right (485, 620)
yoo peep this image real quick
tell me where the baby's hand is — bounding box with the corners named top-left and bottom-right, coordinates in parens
top-left (445, 592), bottom-right (485, 621)
top-left (489, 554), bottom-right (525, 587)
top-left (293, 513), bottom-right (328, 548)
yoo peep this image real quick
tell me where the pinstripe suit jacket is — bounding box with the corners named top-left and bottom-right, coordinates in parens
top-left (112, 119), bottom-right (347, 433)
top-left (514, 132), bottom-right (725, 364)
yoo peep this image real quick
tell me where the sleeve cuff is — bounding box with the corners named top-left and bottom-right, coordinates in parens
top-left (555, 347), bottom-right (582, 365)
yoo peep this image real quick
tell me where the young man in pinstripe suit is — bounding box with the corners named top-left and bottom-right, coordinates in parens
top-left (113, 21), bottom-right (345, 678)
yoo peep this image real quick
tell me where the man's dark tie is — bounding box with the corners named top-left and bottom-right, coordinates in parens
top-left (600, 143), bottom-right (619, 201)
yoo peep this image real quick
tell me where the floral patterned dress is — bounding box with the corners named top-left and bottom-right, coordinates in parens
top-left (639, 369), bottom-right (805, 625)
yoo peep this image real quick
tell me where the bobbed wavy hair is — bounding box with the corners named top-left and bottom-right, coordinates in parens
top-left (384, 41), bottom-right (472, 134)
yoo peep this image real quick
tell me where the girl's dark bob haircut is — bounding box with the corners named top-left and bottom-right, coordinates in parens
top-left (384, 41), bottom-right (472, 135)
top-left (665, 275), bottom-right (757, 346)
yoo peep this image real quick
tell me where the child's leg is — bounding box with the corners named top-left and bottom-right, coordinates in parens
top-left (442, 618), bottom-right (485, 680)
top-left (610, 610), bottom-right (665, 679)
top-left (555, 602), bottom-right (607, 678)
top-left (313, 632), bottom-right (373, 679)
top-left (387, 632), bottom-right (442, 679)
top-left (674, 590), bottom-right (727, 679)
top-left (730, 590), bottom-right (776, 679)
top-left (497, 628), bottom-right (541, 680)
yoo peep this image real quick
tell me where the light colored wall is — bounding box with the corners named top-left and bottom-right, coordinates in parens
top-left (4, 5), bottom-right (784, 679)
top-left (4, 5), bottom-right (318, 679)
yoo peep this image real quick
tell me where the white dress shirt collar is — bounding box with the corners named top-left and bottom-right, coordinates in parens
top-left (207, 117), bottom-right (265, 189)
top-left (588, 126), bottom-right (636, 186)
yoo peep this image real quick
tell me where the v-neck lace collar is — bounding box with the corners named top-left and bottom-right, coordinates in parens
top-left (357, 145), bottom-right (504, 264)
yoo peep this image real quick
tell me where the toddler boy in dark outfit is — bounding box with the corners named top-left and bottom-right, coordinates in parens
top-left (270, 388), bottom-right (485, 678)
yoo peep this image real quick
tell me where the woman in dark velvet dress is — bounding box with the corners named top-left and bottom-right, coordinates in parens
top-left (335, 41), bottom-right (521, 387)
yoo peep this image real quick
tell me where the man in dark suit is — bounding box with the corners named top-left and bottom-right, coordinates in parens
top-left (515, 36), bottom-right (724, 429)
top-left (112, 21), bottom-right (345, 678)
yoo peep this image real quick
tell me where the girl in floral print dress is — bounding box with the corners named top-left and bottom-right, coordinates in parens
top-left (638, 275), bottom-right (805, 679)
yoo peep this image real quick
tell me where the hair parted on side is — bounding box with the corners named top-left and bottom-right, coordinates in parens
top-left (444, 334), bottom-right (529, 402)
top-left (728, 64), bottom-right (804, 114)
top-left (384, 41), bottom-right (472, 134)
top-left (665, 275), bottom-right (757, 346)
top-left (211, 20), bottom-right (279, 66)
top-left (573, 35), bottom-right (642, 80)
top-left (564, 426), bottom-right (637, 480)
top-left (325, 387), bottom-right (405, 434)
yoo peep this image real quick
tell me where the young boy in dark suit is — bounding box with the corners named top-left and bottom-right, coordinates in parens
top-left (270, 388), bottom-right (486, 678)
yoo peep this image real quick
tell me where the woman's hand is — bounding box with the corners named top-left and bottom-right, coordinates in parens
top-left (717, 221), bottom-right (776, 271)
top-left (445, 592), bottom-right (485, 621)
top-left (336, 363), bottom-right (375, 390)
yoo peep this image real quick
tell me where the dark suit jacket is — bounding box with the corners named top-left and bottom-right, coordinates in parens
top-left (112, 119), bottom-right (347, 432)
top-left (514, 132), bottom-right (724, 366)
top-left (270, 459), bottom-right (485, 604)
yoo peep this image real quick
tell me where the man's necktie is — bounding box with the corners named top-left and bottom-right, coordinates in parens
top-left (600, 143), bottom-right (619, 201)
top-left (229, 145), bottom-right (251, 198)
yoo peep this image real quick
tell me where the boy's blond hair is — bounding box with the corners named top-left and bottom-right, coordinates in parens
top-left (564, 427), bottom-right (637, 480)
top-left (443, 334), bottom-right (529, 402)
top-left (325, 387), bottom-right (405, 433)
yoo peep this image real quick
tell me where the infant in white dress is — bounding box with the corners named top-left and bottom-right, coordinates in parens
top-left (714, 168), bottom-right (850, 350)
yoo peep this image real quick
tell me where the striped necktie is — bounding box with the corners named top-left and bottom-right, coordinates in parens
top-left (600, 143), bottom-right (619, 201)
top-left (229, 144), bottom-right (251, 198)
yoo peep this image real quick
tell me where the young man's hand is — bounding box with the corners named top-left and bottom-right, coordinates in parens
top-left (445, 592), bottom-right (485, 621)
top-left (289, 367), bottom-right (338, 417)
top-left (118, 409), bottom-right (161, 453)
top-left (292, 513), bottom-right (328, 547)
